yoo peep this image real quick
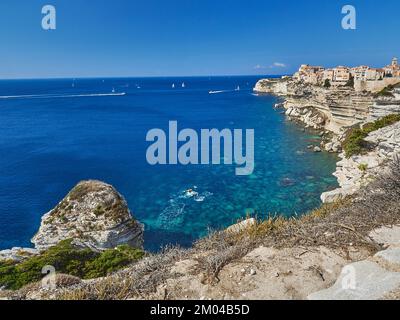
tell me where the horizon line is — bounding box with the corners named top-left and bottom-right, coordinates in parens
top-left (0, 74), bottom-right (288, 81)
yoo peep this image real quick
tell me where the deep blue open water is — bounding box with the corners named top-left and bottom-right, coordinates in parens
top-left (0, 76), bottom-right (338, 251)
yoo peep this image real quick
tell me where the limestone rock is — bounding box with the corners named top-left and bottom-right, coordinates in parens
top-left (369, 225), bottom-right (400, 248)
top-left (375, 248), bottom-right (400, 270)
top-left (226, 218), bottom-right (256, 234)
top-left (320, 186), bottom-right (356, 204)
top-left (0, 247), bottom-right (39, 262)
top-left (308, 260), bottom-right (400, 300)
top-left (32, 180), bottom-right (144, 251)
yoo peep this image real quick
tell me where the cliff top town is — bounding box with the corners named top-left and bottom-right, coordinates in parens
top-left (293, 57), bottom-right (400, 93)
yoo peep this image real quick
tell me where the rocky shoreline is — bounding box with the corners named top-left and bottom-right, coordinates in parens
top-left (254, 77), bottom-right (400, 203)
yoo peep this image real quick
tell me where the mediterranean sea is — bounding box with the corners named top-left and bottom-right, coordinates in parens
top-left (0, 76), bottom-right (338, 251)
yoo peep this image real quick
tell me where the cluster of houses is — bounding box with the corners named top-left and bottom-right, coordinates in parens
top-left (294, 58), bottom-right (400, 86)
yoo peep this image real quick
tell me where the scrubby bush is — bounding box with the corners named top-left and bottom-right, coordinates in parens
top-left (342, 127), bottom-right (368, 158)
top-left (0, 240), bottom-right (144, 290)
top-left (374, 85), bottom-right (395, 98)
top-left (358, 163), bottom-right (368, 172)
top-left (342, 114), bottom-right (400, 158)
top-left (345, 75), bottom-right (354, 88)
top-left (84, 245), bottom-right (144, 279)
top-left (323, 79), bottom-right (331, 88)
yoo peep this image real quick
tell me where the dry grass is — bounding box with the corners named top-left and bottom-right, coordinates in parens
top-left (6, 157), bottom-right (400, 300)
top-left (56, 246), bottom-right (188, 300)
top-left (192, 157), bottom-right (400, 281)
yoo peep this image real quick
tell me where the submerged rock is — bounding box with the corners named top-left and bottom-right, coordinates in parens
top-left (32, 180), bottom-right (144, 251)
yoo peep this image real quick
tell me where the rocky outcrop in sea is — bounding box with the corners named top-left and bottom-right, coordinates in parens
top-left (32, 180), bottom-right (144, 251)
top-left (0, 180), bottom-right (144, 261)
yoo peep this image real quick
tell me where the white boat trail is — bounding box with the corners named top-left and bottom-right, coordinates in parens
top-left (0, 92), bottom-right (126, 100)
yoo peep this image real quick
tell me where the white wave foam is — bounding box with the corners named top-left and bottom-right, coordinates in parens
top-left (0, 92), bottom-right (126, 100)
top-left (157, 187), bottom-right (213, 227)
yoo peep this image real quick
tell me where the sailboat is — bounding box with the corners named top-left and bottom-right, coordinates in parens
top-left (235, 85), bottom-right (240, 91)
top-left (182, 82), bottom-right (185, 88)
top-left (172, 83), bottom-right (175, 89)
top-left (112, 87), bottom-right (116, 93)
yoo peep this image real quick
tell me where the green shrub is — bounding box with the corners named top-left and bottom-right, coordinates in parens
top-left (375, 85), bottom-right (395, 98)
top-left (358, 163), bottom-right (368, 172)
top-left (84, 245), bottom-right (144, 279)
top-left (323, 79), bottom-right (331, 88)
top-left (342, 114), bottom-right (400, 158)
top-left (0, 240), bottom-right (144, 290)
top-left (342, 128), bottom-right (369, 158)
top-left (345, 75), bottom-right (354, 88)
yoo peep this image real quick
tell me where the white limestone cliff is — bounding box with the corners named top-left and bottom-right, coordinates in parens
top-left (31, 180), bottom-right (144, 252)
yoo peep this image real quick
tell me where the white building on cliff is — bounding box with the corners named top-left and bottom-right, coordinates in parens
top-left (293, 58), bottom-right (400, 92)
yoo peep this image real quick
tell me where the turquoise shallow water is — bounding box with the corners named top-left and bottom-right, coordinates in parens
top-left (0, 76), bottom-right (338, 251)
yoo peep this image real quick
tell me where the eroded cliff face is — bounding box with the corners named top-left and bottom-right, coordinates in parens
top-left (255, 78), bottom-right (400, 202)
top-left (369, 89), bottom-right (400, 121)
top-left (254, 78), bottom-right (375, 133)
top-left (321, 121), bottom-right (400, 203)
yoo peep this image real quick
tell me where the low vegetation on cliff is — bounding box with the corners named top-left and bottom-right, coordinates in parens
top-left (342, 114), bottom-right (400, 158)
top-left (374, 83), bottom-right (399, 98)
top-left (0, 240), bottom-right (144, 290)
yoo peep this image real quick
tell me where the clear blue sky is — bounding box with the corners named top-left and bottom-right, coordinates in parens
top-left (0, 0), bottom-right (399, 78)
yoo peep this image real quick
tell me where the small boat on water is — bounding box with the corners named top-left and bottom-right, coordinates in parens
top-left (182, 82), bottom-right (185, 88)
top-left (235, 85), bottom-right (240, 91)
top-left (112, 87), bottom-right (116, 93)
top-left (209, 90), bottom-right (225, 94)
top-left (172, 83), bottom-right (175, 89)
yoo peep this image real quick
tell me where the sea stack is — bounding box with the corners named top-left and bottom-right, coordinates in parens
top-left (32, 180), bottom-right (144, 251)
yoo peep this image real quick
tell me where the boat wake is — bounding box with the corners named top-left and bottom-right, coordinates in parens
top-left (0, 92), bottom-right (126, 100)
top-left (209, 90), bottom-right (230, 94)
top-left (209, 86), bottom-right (241, 94)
